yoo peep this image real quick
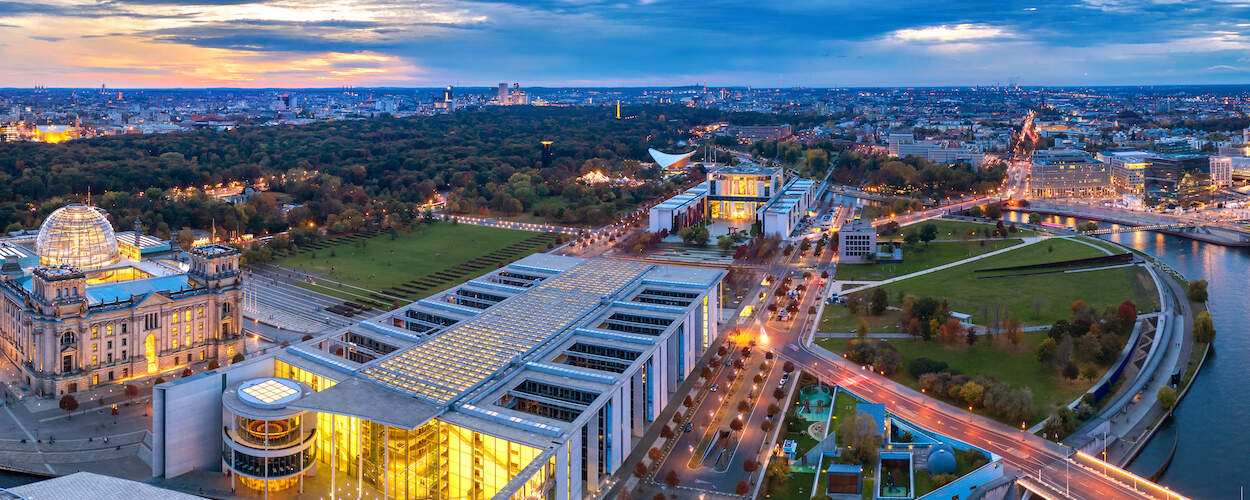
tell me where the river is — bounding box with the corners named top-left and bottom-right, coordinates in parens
top-left (1003, 211), bottom-right (1247, 499)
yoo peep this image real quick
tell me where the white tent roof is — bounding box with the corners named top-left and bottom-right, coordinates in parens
top-left (648, 148), bottom-right (696, 169)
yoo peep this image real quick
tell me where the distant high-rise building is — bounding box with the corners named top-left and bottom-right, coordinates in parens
top-left (540, 140), bottom-right (553, 169)
top-left (498, 83), bottom-right (509, 104)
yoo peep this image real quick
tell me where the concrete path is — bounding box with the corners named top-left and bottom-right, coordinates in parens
top-left (836, 236), bottom-right (1045, 296)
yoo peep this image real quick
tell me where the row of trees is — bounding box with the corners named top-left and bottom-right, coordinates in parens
top-left (913, 363), bottom-right (1037, 424)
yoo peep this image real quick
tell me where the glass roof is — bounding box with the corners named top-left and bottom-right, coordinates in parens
top-left (361, 259), bottom-right (651, 404)
top-left (36, 205), bottom-right (120, 271)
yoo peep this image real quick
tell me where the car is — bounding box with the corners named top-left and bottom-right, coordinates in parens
top-left (709, 383), bottom-right (718, 392)
top-left (788, 344), bottom-right (799, 352)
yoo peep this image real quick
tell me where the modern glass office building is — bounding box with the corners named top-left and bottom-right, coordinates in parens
top-left (152, 254), bottom-right (723, 500)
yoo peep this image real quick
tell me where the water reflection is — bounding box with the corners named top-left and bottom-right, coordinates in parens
top-left (1002, 210), bottom-right (1248, 499)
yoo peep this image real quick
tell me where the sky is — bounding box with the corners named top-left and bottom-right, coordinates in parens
top-left (0, 0), bottom-right (1248, 88)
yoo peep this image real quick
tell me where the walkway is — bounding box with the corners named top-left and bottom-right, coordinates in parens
top-left (836, 236), bottom-right (1045, 296)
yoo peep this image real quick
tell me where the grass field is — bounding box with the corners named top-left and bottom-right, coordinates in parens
top-left (819, 304), bottom-right (901, 333)
top-left (879, 238), bottom-right (1159, 326)
top-left (835, 239), bottom-right (1023, 282)
top-left (275, 223), bottom-right (559, 308)
top-left (891, 219), bottom-right (1039, 240)
top-left (819, 333), bottom-right (1094, 419)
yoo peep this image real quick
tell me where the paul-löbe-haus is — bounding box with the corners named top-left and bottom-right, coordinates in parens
top-left (153, 254), bottom-right (724, 499)
top-left (0, 204), bottom-right (244, 397)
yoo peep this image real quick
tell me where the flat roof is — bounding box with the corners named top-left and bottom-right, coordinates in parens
top-left (85, 274), bottom-right (192, 304)
top-left (8, 472), bottom-right (200, 500)
top-left (359, 259), bottom-right (652, 404)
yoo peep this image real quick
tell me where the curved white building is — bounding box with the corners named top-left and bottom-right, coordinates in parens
top-left (647, 148), bottom-right (696, 171)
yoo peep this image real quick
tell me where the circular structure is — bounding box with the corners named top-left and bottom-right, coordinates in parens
top-left (223, 377), bottom-right (316, 494)
top-left (36, 205), bottom-right (120, 270)
top-left (927, 443), bottom-right (957, 475)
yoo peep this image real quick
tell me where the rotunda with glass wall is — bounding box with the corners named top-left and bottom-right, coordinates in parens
top-left (222, 377), bottom-right (317, 494)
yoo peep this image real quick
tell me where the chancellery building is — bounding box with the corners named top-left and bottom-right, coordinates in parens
top-left (0, 204), bottom-right (244, 397)
top-left (151, 253), bottom-right (724, 500)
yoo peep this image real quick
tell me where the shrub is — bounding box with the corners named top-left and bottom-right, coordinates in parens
top-left (647, 447), bottom-right (662, 460)
top-left (907, 357), bottom-right (949, 379)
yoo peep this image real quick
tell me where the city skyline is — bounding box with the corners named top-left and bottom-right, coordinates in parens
top-left (0, 1), bottom-right (1248, 88)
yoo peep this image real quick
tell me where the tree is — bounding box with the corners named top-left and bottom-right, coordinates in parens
top-left (231, 353), bottom-right (245, 364)
top-left (919, 223), bottom-right (938, 244)
top-left (124, 384), bottom-right (139, 399)
top-left (730, 417), bottom-right (744, 432)
top-left (683, 395), bottom-right (694, 407)
top-left (1062, 362), bottom-right (1079, 381)
top-left (1117, 301), bottom-right (1138, 325)
top-left (1157, 385), bottom-right (1178, 411)
top-left (743, 458), bottom-right (760, 473)
top-left (1036, 338), bottom-right (1058, 363)
top-left (761, 420), bottom-right (775, 433)
top-left (856, 318), bottom-right (871, 341)
top-left (207, 359), bottom-right (220, 370)
top-left (984, 203), bottom-right (1002, 219)
top-left (735, 480), bottom-right (750, 495)
top-left (842, 410), bottom-right (881, 465)
top-left (1186, 279), bottom-right (1208, 303)
top-left (59, 394), bottom-right (79, 419)
top-left (782, 360), bottom-right (795, 373)
top-left (633, 461), bottom-right (648, 478)
top-left (1081, 364), bottom-right (1101, 381)
top-left (647, 447), bottom-right (662, 460)
top-left (1194, 310), bottom-right (1216, 344)
top-left (660, 425), bottom-right (674, 439)
top-left (1070, 299), bottom-right (1088, 315)
top-left (869, 288), bottom-right (888, 316)
top-left (1028, 212), bottom-right (1044, 224)
top-left (959, 380), bottom-right (984, 408)
top-left (663, 470), bottom-right (680, 488)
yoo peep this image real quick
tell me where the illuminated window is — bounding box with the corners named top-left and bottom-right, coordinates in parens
top-left (91, 327), bottom-right (98, 339)
top-left (197, 307), bottom-right (203, 319)
top-left (172, 338), bottom-right (179, 349)
top-left (91, 343), bottom-right (97, 352)
top-left (184, 311), bottom-right (191, 322)
top-left (227, 346), bottom-right (235, 356)
top-left (171, 314), bottom-right (178, 325)
top-left (91, 355), bottom-right (97, 365)
top-left (184, 325), bottom-right (190, 335)
top-left (105, 325), bottom-right (112, 337)
top-left (199, 350), bottom-right (205, 361)
top-left (92, 374), bottom-right (98, 385)
top-left (184, 336), bottom-right (190, 346)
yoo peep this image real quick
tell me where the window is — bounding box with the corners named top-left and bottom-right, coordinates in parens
top-left (106, 341), bottom-right (112, 350)
top-left (184, 325), bottom-right (190, 335)
top-left (184, 311), bottom-right (191, 322)
top-left (199, 350), bottom-right (205, 361)
top-left (120, 338), bottom-right (126, 347)
top-left (197, 307), bottom-right (203, 318)
top-left (91, 355), bottom-right (97, 365)
top-left (171, 313), bottom-right (178, 325)
top-left (91, 343), bottom-right (97, 352)
top-left (121, 324), bottom-right (127, 335)
top-left (108, 371), bottom-right (114, 381)
top-left (62, 355), bottom-right (73, 373)
top-left (222, 302), bottom-right (232, 315)
top-left (227, 346), bottom-right (235, 356)
top-left (91, 327), bottom-right (98, 339)
top-left (61, 332), bottom-right (75, 346)
top-left (107, 353), bottom-right (112, 363)
top-left (92, 374), bottom-right (98, 385)
top-left (172, 338), bottom-right (179, 349)
top-left (184, 336), bottom-right (190, 347)
top-left (121, 350), bottom-right (126, 360)
top-left (122, 368), bottom-right (129, 378)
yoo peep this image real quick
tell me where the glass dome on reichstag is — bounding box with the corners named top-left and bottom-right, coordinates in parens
top-left (36, 205), bottom-right (121, 270)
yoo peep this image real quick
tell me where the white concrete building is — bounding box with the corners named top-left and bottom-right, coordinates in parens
top-left (838, 218), bottom-right (877, 263)
top-left (151, 254), bottom-right (724, 500)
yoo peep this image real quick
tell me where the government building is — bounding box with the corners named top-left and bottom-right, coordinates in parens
top-left (151, 253), bottom-right (723, 500)
top-left (649, 162), bottom-right (815, 239)
top-left (0, 205), bottom-right (244, 397)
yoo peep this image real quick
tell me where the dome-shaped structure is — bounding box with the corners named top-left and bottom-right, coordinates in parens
top-left (36, 205), bottom-right (120, 271)
top-left (927, 443), bottom-right (957, 475)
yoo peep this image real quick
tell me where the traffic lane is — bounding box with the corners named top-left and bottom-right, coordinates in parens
top-left (784, 349), bottom-right (1161, 500)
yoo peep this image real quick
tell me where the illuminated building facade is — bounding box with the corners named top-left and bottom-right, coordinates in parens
top-left (152, 254), bottom-right (724, 500)
top-left (1097, 151), bottom-right (1151, 194)
top-left (649, 163), bottom-right (814, 238)
top-left (0, 205), bottom-right (243, 397)
top-left (1028, 149), bottom-right (1112, 199)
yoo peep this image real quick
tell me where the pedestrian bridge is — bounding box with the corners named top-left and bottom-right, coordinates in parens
top-left (1083, 223), bottom-right (1200, 235)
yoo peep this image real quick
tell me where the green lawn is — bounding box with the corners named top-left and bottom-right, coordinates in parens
top-left (276, 222), bottom-right (558, 307)
top-left (828, 390), bottom-right (860, 442)
top-left (894, 219), bottom-right (1039, 240)
top-left (835, 239), bottom-right (1023, 282)
top-left (879, 238), bottom-right (1159, 326)
top-left (819, 332), bottom-right (1095, 421)
top-left (768, 470), bottom-right (816, 500)
top-left (819, 305), bottom-right (900, 333)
